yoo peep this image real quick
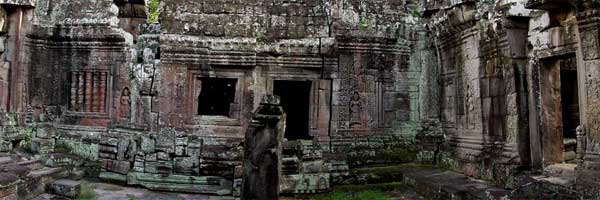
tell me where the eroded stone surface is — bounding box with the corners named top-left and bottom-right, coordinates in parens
top-left (46, 179), bottom-right (81, 198)
top-left (0, 0), bottom-right (598, 199)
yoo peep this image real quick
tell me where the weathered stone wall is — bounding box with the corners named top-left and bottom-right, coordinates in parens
top-left (26, 0), bottom-right (130, 127)
top-left (423, 0), bottom-right (533, 186)
top-left (0, 0), bottom-right (430, 195)
top-left (157, 0), bottom-right (426, 170)
top-left (16, 0), bottom-right (600, 197)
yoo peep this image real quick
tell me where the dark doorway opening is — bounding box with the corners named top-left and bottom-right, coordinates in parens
top-left (274, 80), bottom-right (312, 140)
top-left (197, 77), bottom-right (237, 116)
top-left (561, 68), bottom-right (579, 161)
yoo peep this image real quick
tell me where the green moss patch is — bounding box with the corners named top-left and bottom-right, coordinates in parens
top-left (75, 182), bottom-right (96, 200)
top-left (347, 163), bottom-right (436, 184)
top-left (311, 190), bottom-right (391, 200)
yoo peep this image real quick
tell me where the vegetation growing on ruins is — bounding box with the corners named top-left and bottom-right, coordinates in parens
top-left (75, 182), bottom-right (96, 200)
top-left (148, 0), bottom-right (160, 23)
top-left (311, 190), bottom-right (391, 200)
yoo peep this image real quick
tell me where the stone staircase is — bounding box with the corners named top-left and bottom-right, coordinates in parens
top-left (0, 151), bottom-right (83, 200)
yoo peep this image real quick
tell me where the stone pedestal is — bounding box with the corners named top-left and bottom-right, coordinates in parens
top-left (241, 95), bottom-right (285, 200)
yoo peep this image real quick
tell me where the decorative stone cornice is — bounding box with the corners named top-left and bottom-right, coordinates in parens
top-left (0, 0), bottom-right (34, 7)
top-left (161, 35), bottom-right (338, 66)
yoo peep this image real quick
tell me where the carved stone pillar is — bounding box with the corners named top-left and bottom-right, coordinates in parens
top-left (575, 4), bottom-right (600, 197)
top-left (241, 95), bottom-right (285, 200)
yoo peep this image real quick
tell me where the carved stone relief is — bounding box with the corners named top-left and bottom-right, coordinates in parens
top-left (120, 87), bottom-right (131, 119)
top-left (581, 28), bottom-right (600, 60)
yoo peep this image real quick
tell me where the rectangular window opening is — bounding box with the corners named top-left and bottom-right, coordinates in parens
top-left (197, 77), bottom-right (237, 117)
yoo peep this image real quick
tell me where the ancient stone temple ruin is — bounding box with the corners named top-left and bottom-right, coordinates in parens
top-left (1, 0), bottom-right (600, 199)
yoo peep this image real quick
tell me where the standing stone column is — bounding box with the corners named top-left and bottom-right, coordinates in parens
top-left (242, 95), bottom-right (285, 200)
top-left (575, 3), bottom-right (600, 197)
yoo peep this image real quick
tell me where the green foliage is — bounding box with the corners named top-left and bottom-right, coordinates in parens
top-left (75, 182), bottom-right (96, 200)
top-left (311, 190), bottom-right (391, 200)
top-left (127, 194), bottom-right (138, 200)
top-left (355, 190), bottom-right (391, 200)
top-left (147, 0), bottom-right (161, 23)
top-left (410, 9), bottom-right (422, 18)
top-left (359, 17), bottom-right (369, 30)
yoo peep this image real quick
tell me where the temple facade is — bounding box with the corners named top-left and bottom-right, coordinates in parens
top-left (1, 0), bottom-right (600, 199)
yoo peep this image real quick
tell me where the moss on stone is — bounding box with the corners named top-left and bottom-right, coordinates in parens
top-left (74, 182), bottom-right (96, 200)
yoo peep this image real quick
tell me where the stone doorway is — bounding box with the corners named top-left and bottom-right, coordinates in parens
top-left (560, 65), bottom-right (579, 163)
top-left (537, 56), bottom-right (580, 165)
top-left (273, 80), bottom-right (312, 140)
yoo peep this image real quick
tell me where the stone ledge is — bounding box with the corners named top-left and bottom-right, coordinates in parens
top-left (126, 172), bottom-right (233, 196)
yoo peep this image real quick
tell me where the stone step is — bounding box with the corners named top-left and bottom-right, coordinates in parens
top-left (18, 167), bottom-right (68, 200)
top-left (27, 167), bottom-right (65, 179)
top-left (16, 159), bottom-right (43, 171)
top-left (0, 156), bottom-right (15, 165)
top-left (46, 179), bottom-right (81, 198)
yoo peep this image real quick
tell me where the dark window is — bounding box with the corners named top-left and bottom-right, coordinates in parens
top-left (197, 77), bottom-right (237, 116)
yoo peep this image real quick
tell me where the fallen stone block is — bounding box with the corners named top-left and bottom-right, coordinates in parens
top-left (101, 159), bottom-right (131, 174)
top-left (280, 173), bottom-right (330, 194)
top-left (117, 139), bottom-right (130, 161)
top-left (0, 140), bottom-right (12, 152)
top-left (31, 139), bottom-right (55, 154)
top-left (174, 157), bottom-right (199, 175)
top-left (157, 152), bottom-right (169, 161)
top-left (140, 136), bottom-right (155, 153)
top-left (300, 160), bottom-right (331, 173)
top-left (0, 172), bottom-right (19, 199)
top-left (46, 179), bottom-right (80, 198)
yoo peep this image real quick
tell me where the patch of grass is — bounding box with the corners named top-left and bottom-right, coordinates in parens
top-left (75, 182), bottom-right (96, 200)
top-left (127, 194), bottom-right (138, 200)
top-left (335, 182), bottom-right (408, 192)
top-left (355, 190), bottom-right (391, 200)
top-left (311, 190), bottom-right (391, 200)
